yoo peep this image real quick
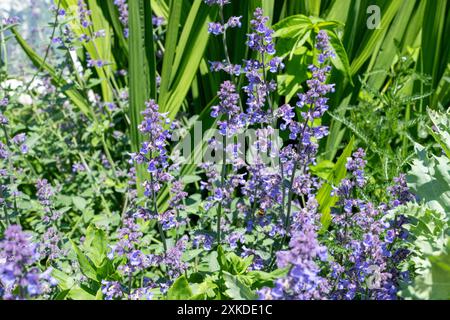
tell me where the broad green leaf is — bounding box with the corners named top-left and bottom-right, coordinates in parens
top-left (181, 175), bottom-right (202, 185)
top-left (167, 275), bottom-right (193, 300)
top-left (366, 0), bottom-right (416, 90)
top-left (217, 245), bottom-right (254, 275)
top-left (52, 269), bottom-right (75, 292)
top-left (223, 272), bottom-right (258, 300)
top-left (273, 15), bottom-right (312, 38)
top-left (433, 63), bottom-right (450, 109)
top-left (310, 160), bottom-right (335, 180)
top-left (420, 0), bottom-right (448, 89)
top-left (71, 240), bottom-right (99, 282)
top-left (327, 31), bottom-right (353, 85)
top-left (60, 0), bottom-right (116, 102)
top-left (246, 268), bottom-right (289, 289)
top-left (67, 287), bottom-right (97, 300)
top-left (189, 278), bottom-right (217, 300)
top-left (83, 225), bottom-right (108, 267)
top-left (72, 196), bottom-right (87, 212)
top-left (103, 0), bottom-right (129, 58)
top-left (158, 0), bottom-right (182, 105)
top-left (160, 2), bottom-right (216, 121)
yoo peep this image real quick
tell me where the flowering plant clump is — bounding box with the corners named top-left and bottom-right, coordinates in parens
top-left (0, 0), bottom-right (446, 301)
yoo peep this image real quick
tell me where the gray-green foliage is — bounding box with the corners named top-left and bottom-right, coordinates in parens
top-left (407, 144), bottom-right (450, 215)
top-left (397, 204), bottom-right (449, 299)
top-left (401, 109), bottom-right (450, 299)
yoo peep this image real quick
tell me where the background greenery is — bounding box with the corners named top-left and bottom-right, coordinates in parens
top-left (1, 0), bottom-right (449, 300)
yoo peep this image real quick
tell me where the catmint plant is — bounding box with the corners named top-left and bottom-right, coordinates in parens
top-left (0, 225), bottom-right (57, 299)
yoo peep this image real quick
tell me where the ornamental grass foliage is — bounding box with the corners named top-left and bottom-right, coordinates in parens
top-left (0, 0), bottom-right (448, 300)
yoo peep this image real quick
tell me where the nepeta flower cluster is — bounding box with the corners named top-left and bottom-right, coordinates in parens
top-left (259, 199), bottom-right (330, 299)
top-left (0, 0), bottom-right (419, 301)
top-left (208, 16), bottom-right (242, 35)
top-left (133, 100), bottom-right (173, 197)
top-left (201, 5), bottom-right (412, 301)
top-left (114, 0), bottom-right (129, 38)
top-left (2, 16), bottom-right (20, 26)
top-left (77, 0), bottom-right (92, 29)
top-left (0, 105), bottom-right (30, 222)
top-left (0, 225), bottom-right (56, 299)
top-left (327, 151), bottom-right (410, 300)
top-left (247, 8), bottom-right (275, 55)
top-left (103, 100), bottom-right (190, 299)
top-left (211, 81), bottom-right (244, 136)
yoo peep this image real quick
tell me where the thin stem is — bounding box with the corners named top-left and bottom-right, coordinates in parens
top-left (215, 8), bottom-right (235, 245)
top-left (1, 124), bottom-right (18, 223)
top-left (219, 8), bottom-right (232, 73)
top-left (216, 138), bottom-right (227, 245)
top-left (71, 137), bottom-right (113, 217)
top-left (100, 133), bottom-right (117, 176)
top-left (147, 126), bottom-right (167, 252)
top-left (280, 163), bottom-right (286, 220)
top-left (2, 206), bottom-right (9, 227)
top-left (283, 115), bottom-right (311, 233)
top-left (152, 185), bottom-right (167, 252)
top-left (23, 0), bottom-right (62, 93)
top-left (0, 21), bottom-right (8, 71)
top-left (219, 7), bottom-right (244, 112)
top-left (121, 192), bottom-right (129, 220)
top-left (128, 273), bottom-right (133, 299)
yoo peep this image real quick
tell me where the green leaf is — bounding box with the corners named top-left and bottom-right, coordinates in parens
top-left (223, 272), bottom-right (258, 300)
top-left (52, 269), bottom-right (75, 292)
top-left (181, 175), bottom-right (202, 185)
top-left (407, 144), bottom-right (450, 217)
top-left (72, 196), bottom-right (87, 212)
top-left (190, 279), bottom-right (217, 300)
top-left (420, 0), bottom-right (448, 90)
top-left (217, 245), bottom-right (254, 275)
top-left (167, 275), bottom-right (193, 300)
top-left (83, 225), bottom-right (108, 267)
top-left (246, 268), bottom-right (289, 289)
top-left (366, 0), bottom-right (416, 90)
top-left (310, 160), bottom-right (336, 180)
top-left (158, 0), bottom-right (183, 104)
top-left (71, 240), bottom-right (99, 282)
top-left (159, 1), bottom-right (216, 121)
top-left (327, 31), bottom-right (353, 85)
top-left (317, 136), bottom-right (355, 230)
top-left (350, 0), bottom-right (403, 76)
top-left (67, 286), bottom-right (97, 300)
top-left (273, 15), bottom-right (312, 38)
top-left (128, 0), bottom-right (156, 197)
top-left (401, 237), bottom-right (450, 300)
top-left (428, 108), bottom-right (450, 159)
